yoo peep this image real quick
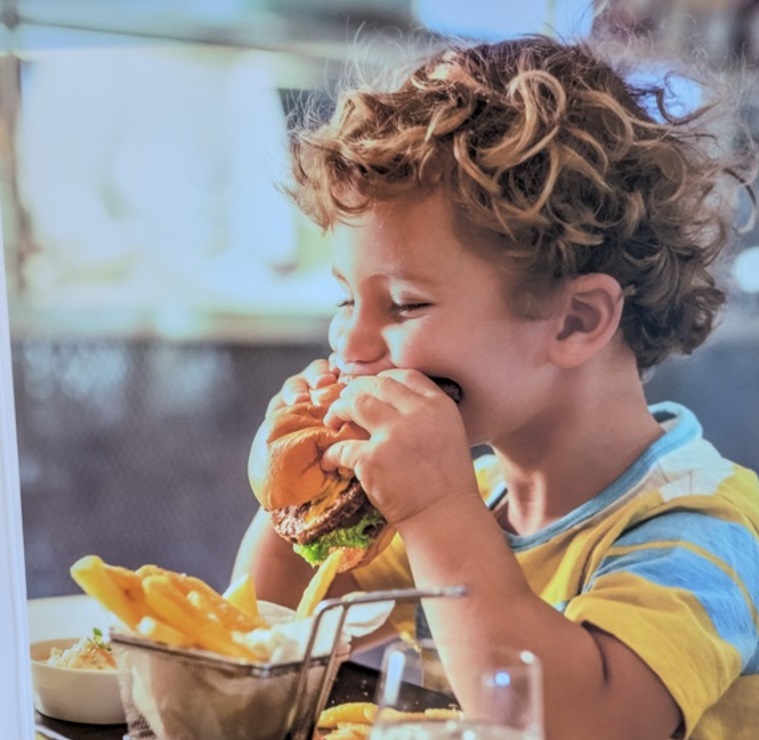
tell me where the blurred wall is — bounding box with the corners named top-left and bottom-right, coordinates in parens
top-left (15, 338), bottom-right (328, 597)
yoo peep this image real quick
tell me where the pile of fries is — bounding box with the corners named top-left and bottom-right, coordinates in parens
top-left (70, 549), bottom-right (343, 662)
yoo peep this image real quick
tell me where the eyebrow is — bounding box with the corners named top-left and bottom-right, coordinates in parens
top-left (331, 265), bottom-right (441, 287)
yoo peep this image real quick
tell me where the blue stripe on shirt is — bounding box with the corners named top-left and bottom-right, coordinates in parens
top-left (612, 511), bottom-right (759, 610)
top-left (744, 642), bottom-right (759, 674)
top-left (589, 543), bottom-right (758, 665)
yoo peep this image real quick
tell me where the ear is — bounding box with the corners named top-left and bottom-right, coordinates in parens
top-left (548, 273), bottom-right (625, 369)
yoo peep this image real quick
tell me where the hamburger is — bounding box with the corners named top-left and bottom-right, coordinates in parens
top-left (248, 377), bottom-right (462, 572)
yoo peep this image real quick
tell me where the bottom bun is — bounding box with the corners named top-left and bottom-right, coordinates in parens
top-left (333, 524), bottom-right (397, 573)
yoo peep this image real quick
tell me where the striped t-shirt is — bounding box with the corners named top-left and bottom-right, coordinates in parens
top-left (353, 402), bottom-right (759, 739)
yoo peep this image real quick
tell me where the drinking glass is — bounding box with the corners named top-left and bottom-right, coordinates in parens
top-left (369, 637), bottom-right (544, 740)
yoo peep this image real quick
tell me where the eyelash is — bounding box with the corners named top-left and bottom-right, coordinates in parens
top-left (392, 301), bottom-right (431, 315)
top-left (334, 299), bottom-right (431, 315)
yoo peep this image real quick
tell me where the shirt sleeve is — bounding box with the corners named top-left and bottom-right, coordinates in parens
top-left (351, 533), bottom-right (416, 636)
top-left (565, 499), bottom-right (759, 736)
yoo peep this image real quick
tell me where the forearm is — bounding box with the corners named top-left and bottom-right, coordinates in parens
top-left (397, 495), bottom-right (679, 740)
top-left (231, 509), bottom-right (316, 610)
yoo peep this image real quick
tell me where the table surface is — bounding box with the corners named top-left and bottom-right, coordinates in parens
top-left (35, 660), bottom-right (381, 740)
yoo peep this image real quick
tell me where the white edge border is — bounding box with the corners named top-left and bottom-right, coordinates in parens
top-left (0, 211), bottom-right (34, 737)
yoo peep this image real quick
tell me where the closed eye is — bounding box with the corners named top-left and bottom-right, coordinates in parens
top-left (392, 301), bottom-right (432, 316)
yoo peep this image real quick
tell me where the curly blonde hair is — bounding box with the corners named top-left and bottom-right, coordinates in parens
top-left (288, 35), bottom-right (757, 370)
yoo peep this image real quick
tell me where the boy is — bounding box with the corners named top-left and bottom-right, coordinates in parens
top-left (233, 35), bottom-right (759, 739)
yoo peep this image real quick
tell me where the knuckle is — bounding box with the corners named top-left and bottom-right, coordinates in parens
top-left (353, 392), bottom-right (375, 414)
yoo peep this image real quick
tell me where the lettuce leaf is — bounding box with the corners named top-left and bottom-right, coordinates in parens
top-left (294, 510), bottom-right (385, 566)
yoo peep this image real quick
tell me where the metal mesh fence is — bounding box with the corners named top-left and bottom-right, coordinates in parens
top-left (14, 337), bottom-right (328, 597)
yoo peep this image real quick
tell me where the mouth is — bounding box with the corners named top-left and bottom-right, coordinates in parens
top-left (429, 376), bottom-right (463, 404)
top-left (336, 370), bottom-right (463, 404)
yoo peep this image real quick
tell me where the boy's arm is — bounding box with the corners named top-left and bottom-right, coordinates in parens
top-left (400, 495), bottom-right (682, 740)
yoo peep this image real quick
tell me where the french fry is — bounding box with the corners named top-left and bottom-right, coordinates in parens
top-left (70, 556), bottom-right (274, 663)
top-left (185, 587), bottom-right (263, 633)
top-left (70, 555), bottom-right (147, 629)
top-left (184, 575), bottom-right (263, 632)
top-left (136, 564), bottom-right (262, 633)
top-left (296, 549), bottom-right (343, 619)
top-left (104, 562), bottom-right (157, 621)
top-left (321, 724), bottom-right (372, 740)
top-left (376, 708), bottom-right (425, 723)
top-left (318, 703), bottom-right (460, 740)
top-left (375, 707), bottom-right (463, 723)
top-left (141, 574), bottom-right (256, 660)
top-left (318, 702), bottom-right (379, 728)
top-left (136, 616), bottom-right (193, 648)
top-left (223, 572), bottom-right (261, 621)
top-left (423, 708), bottom-right (464, 721)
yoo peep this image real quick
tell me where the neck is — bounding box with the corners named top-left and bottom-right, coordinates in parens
top-left (491, 363), bottom-right (663, 536)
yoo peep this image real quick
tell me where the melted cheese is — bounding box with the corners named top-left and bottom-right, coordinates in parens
top-left (302, 479), bottom-right (349, 524)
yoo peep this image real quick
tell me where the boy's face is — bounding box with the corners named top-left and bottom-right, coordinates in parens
top-left (327, 190), bottom-right (560, 447)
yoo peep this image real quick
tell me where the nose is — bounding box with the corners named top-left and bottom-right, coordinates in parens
top-left (328, 306), bottom-right (389, 376)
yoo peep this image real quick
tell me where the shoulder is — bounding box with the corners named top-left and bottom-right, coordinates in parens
top-left (619, 403), bottom-right (758, 523)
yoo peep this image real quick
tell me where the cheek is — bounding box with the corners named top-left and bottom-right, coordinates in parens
top-left (327, 314), bottom-right (343, 351)
top-left (383, 325), bottom-right (436, 367)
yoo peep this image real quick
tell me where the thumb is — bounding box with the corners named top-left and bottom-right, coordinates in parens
top-left (321, 439), bottom-right (364, 473)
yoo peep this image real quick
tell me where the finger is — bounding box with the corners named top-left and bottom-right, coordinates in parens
top-left (323, 380), bottom-right (396, 431)
top-left (279, 359), bottom-right (338, 406)
top-left (280, 377), bottom-right (313, 406)
top-left (323, 372), bottom-right (433, 433)
top-left (328, 353), bottom-right (341, 377)
top-left (377, 368), bottom-right (453, 402)
top-left (265, 391), bottom-right (288, 416)
top-left (373, 369), bottom-right (464, 410)
top-left (302, 358), bottom-right (339, 389)
top-left (321, 438), bottom-right (366, 472)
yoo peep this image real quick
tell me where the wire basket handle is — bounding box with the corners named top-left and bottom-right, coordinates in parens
top-left (285, 585), bottom-right (468, 739)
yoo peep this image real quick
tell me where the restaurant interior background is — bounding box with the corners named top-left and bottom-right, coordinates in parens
top-left (1, 0), bottom-right (758, 603)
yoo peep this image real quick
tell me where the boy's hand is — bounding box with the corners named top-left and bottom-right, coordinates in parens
top-left (321, 368), bottom-right (478, 527)
top-left (265, 358), bottom-right (338, 415)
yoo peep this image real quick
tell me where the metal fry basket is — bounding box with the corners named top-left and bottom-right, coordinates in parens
top-left (111, 586), bottom-right (466, 740)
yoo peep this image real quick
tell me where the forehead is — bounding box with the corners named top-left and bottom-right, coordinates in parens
top-left (335, 191), bottom-right (474, 274)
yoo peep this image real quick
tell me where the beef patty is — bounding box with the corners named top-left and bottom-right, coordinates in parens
top-left (270, 478), bottom-right (370, 545)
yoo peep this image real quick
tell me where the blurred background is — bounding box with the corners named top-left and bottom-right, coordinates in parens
top-left (1, 0), bottom-right (757, 598)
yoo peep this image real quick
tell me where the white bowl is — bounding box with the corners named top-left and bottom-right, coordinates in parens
top-left (30, 637), bottom-right (126, 725)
